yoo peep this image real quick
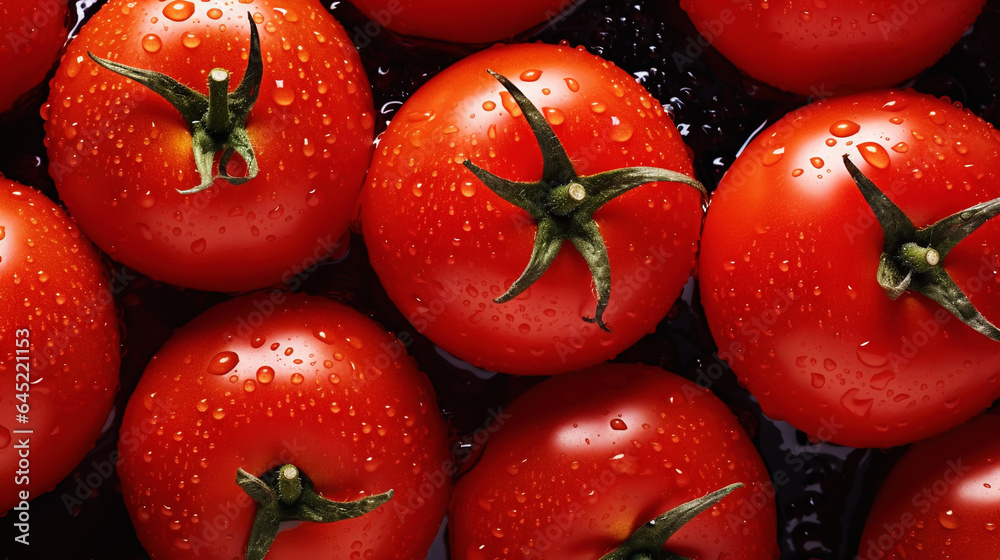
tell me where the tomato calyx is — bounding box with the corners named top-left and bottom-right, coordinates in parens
top-left (236, 463), bottom-right (394, 560)
top-left (598, 483), bottom-right (743, 560)
top-left (87, 12), bottom-right (263, 194)
top-left (844, 154), bottom-right (1000, 341)
top-left (462, 70), bottom-right (706, 332)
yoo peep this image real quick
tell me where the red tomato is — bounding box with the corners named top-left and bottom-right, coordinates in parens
top-left (0, 0), bottom-right (69, 113)
top-left (0, 178), bottom-right (119, 512)
top-left (700, 89), bottom-right (1000, 447)
top-left (858, 412), bottom-right (1000, 558)
top-left (360, 43), bottom-right (704, 375)
top-left (449, 364), bottom-right (777, 559)
top-left (116, 293), bottom-right (450, 560)
top-left (43, 0), bottom-right (375, 291)
top-left (680, 0), bottom-right (986, 96)
top-left (346, 0), bottom-right (573, 43)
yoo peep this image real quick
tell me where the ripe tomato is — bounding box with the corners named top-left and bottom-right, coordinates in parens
top-left (116, 293), bottom-right (450, 560)
top-left (345, 0), bottom-right (574, 43)
top-left (700, 89), bottom-right (1000, 448)
top-left (43, 0), bottom-right (375, 291)
top-left (360, 43), bottom-right (705, 375)
top-left (858, 412), bottom-right (1000, 558)
top-left (0, 0), bottom-right (69, 114)
top-left (449, 364), bottom-right (777, 559)
top-left (680, 0), bottom-right (986, 96)
top-left (0, 178), bottom-right (120, 513)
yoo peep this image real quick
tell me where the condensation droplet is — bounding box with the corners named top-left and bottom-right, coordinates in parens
top-left (142, 34), bottom-right (163, 53)
top-left (830, 120), bottom-right (861, 138)
top-left (207, 351), bottom-right (239, 375)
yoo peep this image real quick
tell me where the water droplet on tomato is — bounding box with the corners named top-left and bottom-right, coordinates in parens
top-left (870, 371), bottom-right (895, 390)
top-left (212, 408), bottom-right (226, 420)
top-left (254, 366), bottom-right (274, 384)
top-left (207, 8), bottom-right (223, 19)
top-left (857, 341), bottom-right (889, 368)
top-left (610, 418), bottom-right (628, 430)
top-left (272, 82), bottom-right (295, 106)
top-left (499, 92), bottom-right (522, 117)
top-left (243, 380), bottom-right (257, 393)
top-left (929, 111), bottom-right (947, 125)
top-left (840, 388), bottom-right (873, 417)
top-left (830, 120), bottom-right (860, 138)
top-left (939, 509), bottom-right (960, 529)
top-left (762, 147), bottom-right (785, 166)
top-left (891, 142), bottom-right (909, 153)
top-left (590, 102), bottom-right (607, 114)
top-left (163, 1), bottom-right (195, 22)
top-left (519, 69), bottom-right (542, 82)
top-left (811, 373), bottom-right (826, 388)
top-left (810, 157), bottom-right (824, 169)
top-left (823, 358), bottom-right (837, 371)
top-left (207, 351), bottom-right (239, 375)
top-left (543, 107), bottom-right (565, 125)
top-left (142, 34), bottom-right (163, 53)
top-left (857, 142), bottom-right (890, 169)
top-left (564, 77), bottom-right (580, 92)
top-left (190, 238), bottom-right (206, 254)
top-left (182, 33), bottom-right (201, 49)
top-left (290, 373), bottom-right (304, 385)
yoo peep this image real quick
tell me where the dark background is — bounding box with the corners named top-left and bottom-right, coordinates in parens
top-left (2, 0), bottom-right (999, 558)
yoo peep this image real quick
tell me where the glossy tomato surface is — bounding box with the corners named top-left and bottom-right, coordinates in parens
top-left (858, 412), bottom-right (1000, 558)
top-left (680, 0), bottom-right (986, 96)
top-left (0, 178), bottom-right (120, 512)
top-left (361, 42), bottom-right (704, 375)
top-left (43, 0), bottom-right (374, 291)
top-left (700, 89), bottom-right (1000, 448)
top-left (117, 293), bottom-right (450, 559)
top-left (450, 364), bottom-right (777, 559)
top-left (346, 0), bottom-right (574, 43)
top-left (0, 0), bottom-right (70, 114)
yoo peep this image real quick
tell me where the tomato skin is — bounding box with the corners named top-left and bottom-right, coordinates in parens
top-left (43, 0), bottom-right (374, 291)
top-left (858, 413), bottom-right (1000, 558)
top-left (346, 0), bottom-right (572, 43)
top-left (117, 293), bottom-right (450, 559)
top-left (0, 178), bottom-right (119, 512)
top-left (360, 43), bottom-right (703, 375)
top-left (0, 0), bottom-right (69, 114)
top-left (680, 0), bottom-right (986, 96)
top-left (700, 90), bottom-right (1000, 448)
top-left (449, 364), bottom-right (777, 560)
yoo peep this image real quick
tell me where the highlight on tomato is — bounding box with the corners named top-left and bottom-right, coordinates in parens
top-left (43, 0), bottom-right (375, 291)
top-left (116, 292), bottom-right (450, 559)
top-left (360, 42), bottom-right (706, 375)
top-left (0, 177), bottom-right (120, 513)
top-left (700, 89), bottom-right (1000, 448)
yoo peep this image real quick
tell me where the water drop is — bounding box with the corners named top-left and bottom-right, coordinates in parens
top-left (870, 371), bottom-right (895, 390)
top-left (928, 111), bottom-right (947, 125)
top-left (590, 102), bottom-right (607, 114)
top-left (272, 82), bottom-right (295, 106)
top-left (207, 8), bottom-right (223, 19)
top-left (610, 121), bottom-right (633, 142)
top-left (564, 78), bottom-right (580, 92)
top-left (519, 69), bottom-right (542, 82)
top-left (840, 388), bottom-right (873, 417)
top-left (857, 341), bottom-right (889, 367)
top-left (762, 147), bottom-right (785, 166)
top-left (482, 100), bottom-right (496, 111)
top-left (190, 238), bottom-right (206, 254)
top-left (543, 107), bottom-right (565, 126)
top-left (142, 34), bottom-right (163, 53)
top-left (610, 418), bottom-right (627, 430)
top-left (857, 142), bottom-right (890, 169)
top-left (891, 142), bottom-right (909, 153)
top-left (811, 373), bottom-right (826, 388)
top-left (830, 120), bottom-right (861, 138)
top-left (810, 157), bottom-right (824, 169)
top-left (290, 373), bottom-right (304, 385)
top-left (939, 509), bottom-right (960, 529)
top-left (207, 351), bottom-right (239, 375)
top-left (243, 380), bottom-right (257, 393)
top-left (163, 1), bottom-right (195, 22)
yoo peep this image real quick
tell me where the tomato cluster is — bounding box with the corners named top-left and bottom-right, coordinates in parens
top-left (2, 0), bottom-right (1000, 559)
